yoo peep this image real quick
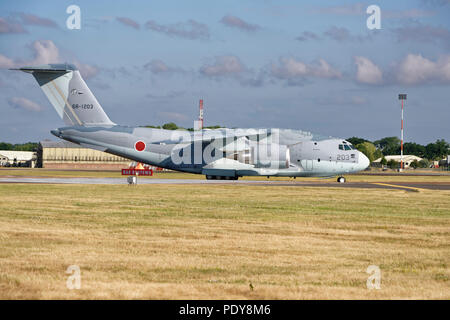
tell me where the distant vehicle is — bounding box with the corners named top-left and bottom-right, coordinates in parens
top-left (13, 64), bottom-right (369, 182)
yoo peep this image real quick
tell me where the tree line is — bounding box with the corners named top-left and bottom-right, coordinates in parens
top-left (346, 136), bottom-right (449, 166)
top-left (144, 122), bottom-right (223, 131)
top-left (0, 142), bottom-right (39, 152)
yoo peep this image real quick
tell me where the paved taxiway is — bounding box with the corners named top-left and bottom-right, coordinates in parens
top-left (1, 177), bottom-right (449, 192)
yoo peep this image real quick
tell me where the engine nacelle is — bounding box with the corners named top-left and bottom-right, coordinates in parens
top-left (251, 143), bottom-right (290, 169)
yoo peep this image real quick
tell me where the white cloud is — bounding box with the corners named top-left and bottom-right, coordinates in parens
top-left (0, 40), bottom-right (59, 68)
top-left (0, 17), bottom-right (26, 34)
top-left (0, 40), bottom-right (98, 78)
top-left (143, 59), bottom-right (184, 75)
top-left (354, 56), bottom-right (383, 84)
top-left (353, 54), bottom-right (450, 85)
top-left (144, 59), bottom-right (170, 73)
top-left (313, 59), bottom-right (342, 78)
top-left (200, 55), bottom-right (245, 77)
top-left (8, 97), bottom-right (43, 112)
top-left (73, 60), bottom-right (99, 79)
top-left (270, 57), bottom-right (341, 80)
top-left (296, 31), bottom-right (320, 41)
top-left (145, 19), bottom-right (209, 40)
top-left (20, 13), bottom-right (58, 28)
top-left (0, 54), bottom-right (15, 68)
top-left (396, 54), bottom-right (450, 84)
top-left (27, 40), bottom-right (60, 65)
top-left (220, 15), bottom-right (260, 32)
top-left (116, 17), bottom-right (140, 30)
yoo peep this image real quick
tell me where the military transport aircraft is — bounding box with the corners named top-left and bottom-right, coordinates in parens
top-left (13, 64), bottom-right (369, 182)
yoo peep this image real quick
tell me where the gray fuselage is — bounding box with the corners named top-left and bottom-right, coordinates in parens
top-left (51, 125), bottom-right (370, 178)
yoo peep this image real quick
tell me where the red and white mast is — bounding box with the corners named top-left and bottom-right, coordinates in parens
top-left (198, 99), bottom-right (204, 130)
top-left (398, 94), bottom-right (407, 170)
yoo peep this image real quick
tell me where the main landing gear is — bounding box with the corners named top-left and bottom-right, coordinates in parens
top-left (206, 175), bottom-right (238, 180)
top-left (337, 176), bottom-right (346, 183)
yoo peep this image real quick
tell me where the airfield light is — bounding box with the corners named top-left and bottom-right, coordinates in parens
top-left (398, 94), bottom-right (407, 171)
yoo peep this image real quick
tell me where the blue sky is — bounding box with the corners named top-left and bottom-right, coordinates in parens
top-left (0, 0), bottom-right (449, 144)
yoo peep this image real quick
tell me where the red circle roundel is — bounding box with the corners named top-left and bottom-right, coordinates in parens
top-left (134, 140), bottom-right (146, 152)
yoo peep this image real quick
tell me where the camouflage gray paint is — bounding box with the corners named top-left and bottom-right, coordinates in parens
top-left (14, 64), bottom-right (369, 179)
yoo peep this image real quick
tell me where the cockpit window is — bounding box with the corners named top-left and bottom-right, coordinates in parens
top-left (339, 144), bottom-right (344, 150)
top-left (344, 145), bottom-right (351, 150)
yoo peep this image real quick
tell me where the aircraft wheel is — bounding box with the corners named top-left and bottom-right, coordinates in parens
top-left (337, 176), bottom-right (346, 183)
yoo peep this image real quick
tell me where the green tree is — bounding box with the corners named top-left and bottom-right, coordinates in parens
top-left (374, 137), bottom-right (400, 155)
top-left (187, 125), bottom-right (224, 131)
top-left (13, 142), bottom-right (38, 151)
top-left (162, 122), bottom-right (179, 130)
top-left (380, 156), bottom-right (387, 166)
top-left (410, 160), bottom-right (419, 169)
top-left (403, 142), bottom-right (426, 158)
top-left (387, 159), bottom-right (398, 169)
top-left (425, 139), bottom-right (449, 160)
top-left (419, 159), bottom-right (430, 168)
top-left (0, 142), bottom-right (38, 151)
top-left (355, 141), bottom-right (379, 162)
top-left (346, 137), bottom-right (370, 146)
top-left (0, 142), bottom-right (13, 150)
top-left (374, 148), bottom-right (382, 161)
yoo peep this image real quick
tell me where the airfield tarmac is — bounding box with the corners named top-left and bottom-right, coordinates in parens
top-left (0, 176), bottom-right (449, 192)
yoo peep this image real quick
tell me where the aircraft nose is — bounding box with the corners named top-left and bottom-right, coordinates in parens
top-left (359, 152), bottom-right (370, 170)
top-left (51, 129), bottom-right (61, 137)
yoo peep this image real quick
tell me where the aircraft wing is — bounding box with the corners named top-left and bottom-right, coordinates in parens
top-left (189, 129), bottom-right (274, 144)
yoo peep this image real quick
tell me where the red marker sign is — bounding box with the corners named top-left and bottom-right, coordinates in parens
top-left (122, 169), bottom-right (153, 176)
top-left (134, 140), bottom-right (146, 152)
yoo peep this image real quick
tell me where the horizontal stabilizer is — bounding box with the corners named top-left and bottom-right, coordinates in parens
top-left (10, 64), bottom-right (77, 74)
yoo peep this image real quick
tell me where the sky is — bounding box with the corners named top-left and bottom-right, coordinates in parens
top-left (0, 0), bottom-right (449, 144)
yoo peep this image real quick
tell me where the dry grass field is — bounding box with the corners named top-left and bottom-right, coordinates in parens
top-left (0, 178), bottom-right (449, 299)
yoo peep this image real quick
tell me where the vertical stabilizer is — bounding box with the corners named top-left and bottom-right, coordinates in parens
top-left (13, 64), bottom-right (115, 126)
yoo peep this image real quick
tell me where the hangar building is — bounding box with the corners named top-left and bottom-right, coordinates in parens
top-left (0, 150), bottom-right (36, 167)
top-left (373, 155), bottom-right (423, 168)
top-left (37, 140), bottom-right (132, 169)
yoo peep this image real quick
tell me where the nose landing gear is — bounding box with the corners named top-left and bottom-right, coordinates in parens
top-left (337, 176), bottom-right (346, 183)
